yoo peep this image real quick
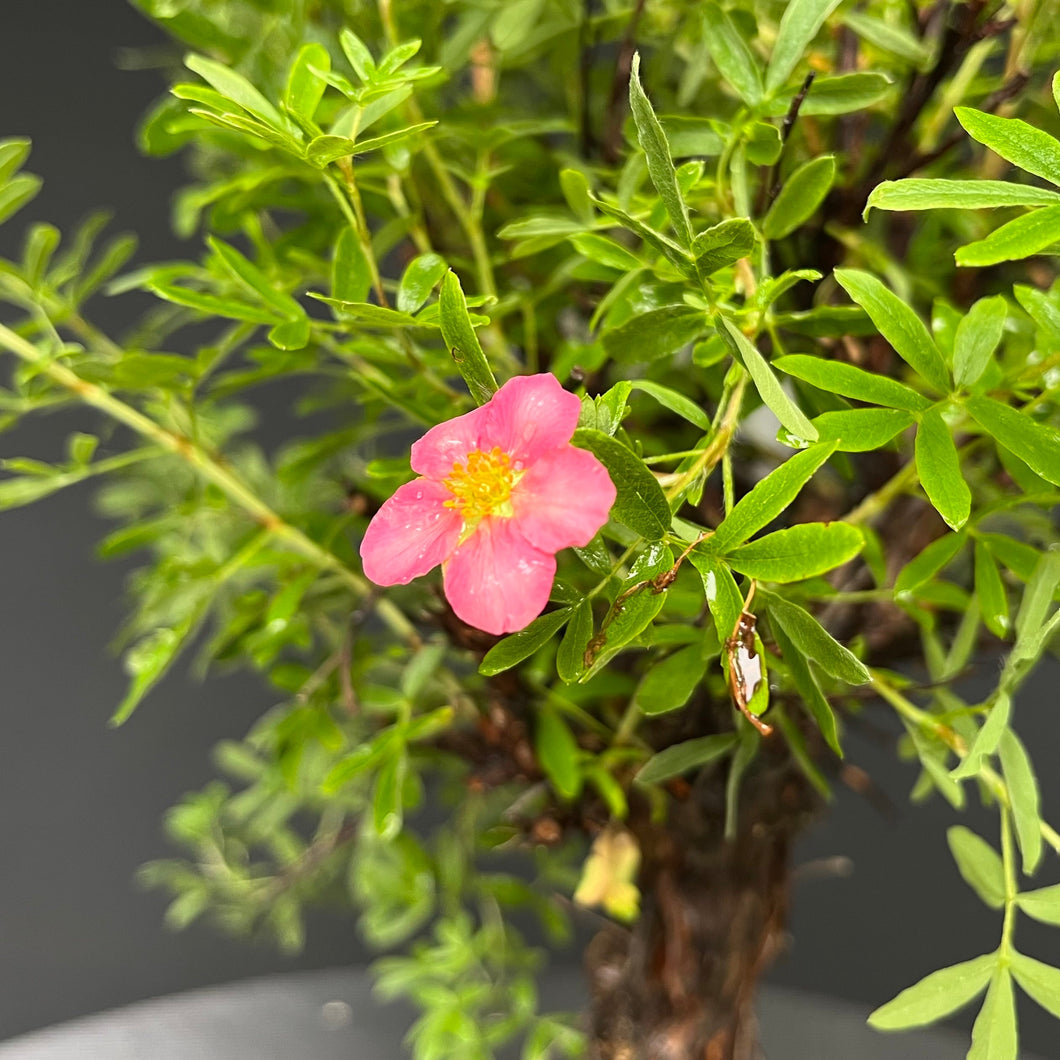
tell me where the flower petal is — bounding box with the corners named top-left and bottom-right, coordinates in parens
top-left (410, 402), bottom-right (491, 479)
top-left (443, 516), bottom-right (556, 635)
top-left (481, 374), bottom-right (582, 466)
top-left (511, 444), bottom-right (617, 553)
top-left (360, 478), bottom-right (463, 585)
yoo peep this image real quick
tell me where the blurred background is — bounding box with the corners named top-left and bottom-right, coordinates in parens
top-left (0, 2), bottom-right (1057, 1054)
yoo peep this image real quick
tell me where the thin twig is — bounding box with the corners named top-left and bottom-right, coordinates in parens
top-left (759, 72), bottom-right (816, 214)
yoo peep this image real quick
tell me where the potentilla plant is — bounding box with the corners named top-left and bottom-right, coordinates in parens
top-left (1, 1), bottom-right (1059, 1057)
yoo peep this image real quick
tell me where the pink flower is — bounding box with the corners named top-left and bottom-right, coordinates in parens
top-left (359, 374), bottom-right (616, 635)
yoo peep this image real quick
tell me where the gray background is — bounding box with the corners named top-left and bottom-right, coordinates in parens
top-left (0, 2), bottom-right (1057, 1056)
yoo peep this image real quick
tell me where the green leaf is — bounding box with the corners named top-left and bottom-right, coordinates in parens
top-left (634, 643), bottom-right (709, 716)
top-left (701, 3), bottom-right (763, 105)
top-left (332, 227), bottom-right (371, 305)
top-left (67, 433), bottom-right (99, 466)
top-left (22, 222), bottom-right (60, 288)
top-left (955, 203), bottom-right (1060, 267)
top-left (479, 608), bottom-right (573, 676)
top-left (725, 720), bottom-right (761, 837)
top-left (284, 42), bottom-right (330, 123)
top-left (602, 305), bottom-right (705, 364)
top-left (1015, 548), bottom-right (1060, 647)
top-left (267, 318), bottom-right (311, 350)
top-left (310, 296), bottom-right (417, 326)
top-left (187, 108), bottom-right (296, 152)
top-left (810, 407), bottom-right (913, 451)
top-left (0, 474), bottom-right (75, 511)
top-left (306, 122), bottom-right (436, 165)
top-left (947, 826), bottom-right (1006, 908)
top-left (716, 317), bottom-right (818, 441)
top-left (1014, 284), bottom-right (1060, 346)
top-left (1016, 884), bottom-right (1060, 926)
top-left (692, 218), bottom-right (755, 276)
top-left (915, 408), bottom-right (971, 530)
top-left (499, 214), bottom-right (586, 240)
top-left (356, 84), bottom-right (413, 133)
top-left (867, 953), bottom-right (996, 1030)
top-left (688, 549), bottom-right (743, 644)
top-left (560, 168), bottom-right (595, 224)
top-left (974, 540), bottom-right (1010, 639)
top-left (396, 253), bottom-right (447, 314)
top-left (0, 138), bottom-right (31, 183)
top-left (536, 707), bottom-right (582, 801)
top-left (710, 442), bottom-right (838, 551)
top-left (726, 523), bottom-right (863, 582)
top-left (185, 54), bottom-right (284, 129)
top-left (745, 121), bottom-right (783, 165)
top-left (968, 969), bottom-right (1018, 1060)
top-left (954, 296), bottom-right (1007, 388)
top-left (775, 354), bottom-right (930, 412)
top-left (339, 28), bottom-right (375, 81)
top-left (956, 107), bottom-right (1060, 188)
top-left (662, 116), bottom-right (725, 157)
top-left (843, 10), bottom-right (931, 66)
top-left (629, 54), bottom-right (692, 247)
top-left (438, 271), bottom-right (497, 405)
top-left (635, 733), bottom-right (738, 785)
top-left (592, 197), bottom-right (693, 274)
top-left (112, 627), bottom-right (191, 725)
top-left (557, 600), bottom-right (593, 684)
top-left (952, 692), bottom-right (1011, 780)
top-left (773, 706), bottom-right (831, 798)
top-left (372, 751), bottom-right (406, 840)
top-left (1000, 730), bottom-right (1043, 875)
top-left (907, 723), bottom-right (965, 810)
top-left (0, 174), bottom-right (42, 226)
top-left (629, 380), bottom-right (710, 429)
top-left (1010, 954), bottom-right (1060, 1021)
top-left (207, 236), bottom-right (304, 320)
top-left (965, 396), bottom-right (1060, 486)
top-left (865, 179), bottom-right (1060, 218)
top-left (75, 234), bottom-right (138, 302)
top-left (895, 532), bottom-right (966, 594)
top-left (582, 545), bottom-right (673, 679)
top-left (764, 592), bottom-right (869, 685)
top-left (573, 428), bottom-right (671, 541)
top-left (771, 617), bottom-right (841, 755)
top-left (835, 269), bottom-right (950, 393)
top-left (766, 73), bottom-right (892, 117)
top-left (569, 233), bottom-right (642, 271)
top-left (765, 0), bottom-right (842, 94)
top-left (763, 156), bottom-right (836, 240)
top-left (149, 282), bottom-right (281, 325)
top-left (305, 134), bottom-right (357, 165)
top-left (589, 381), bottom-right (633, 436)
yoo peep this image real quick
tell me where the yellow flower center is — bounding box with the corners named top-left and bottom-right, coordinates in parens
top-left (443, 447), bottom-right (518, 525)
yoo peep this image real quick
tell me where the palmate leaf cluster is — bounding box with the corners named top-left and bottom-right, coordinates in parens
top-left (1, 0), bottom-right (1059, 1056)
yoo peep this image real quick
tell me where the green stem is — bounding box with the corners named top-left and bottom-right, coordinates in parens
top-left (0, 321), bottom-right (416, 642)
top-left (843, 458), bottom-right (920, 526)
top-left (418, 134), bottom-right (497, 299)
top-left (1000, 806), bottom-right (1019, 958)
top-left (333, 162), bottom-right (388, 307)
top-left (664, 373), bottom-right (748, 503)
top-left (871, 671), bottom-right (1060, 857)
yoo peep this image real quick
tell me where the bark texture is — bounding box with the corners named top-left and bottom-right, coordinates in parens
top-left (585, 745), bottom-right (819, 1060)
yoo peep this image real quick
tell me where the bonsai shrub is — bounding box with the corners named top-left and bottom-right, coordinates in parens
top-left (2, 0), bottom-right (1059, 1056)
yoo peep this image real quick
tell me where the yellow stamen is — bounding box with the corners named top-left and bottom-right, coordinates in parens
top-left (443, 446), bottom-right (518, 526)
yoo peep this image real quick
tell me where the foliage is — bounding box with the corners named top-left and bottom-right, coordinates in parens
top-left (1, 1), bottom-right (1059, 1057)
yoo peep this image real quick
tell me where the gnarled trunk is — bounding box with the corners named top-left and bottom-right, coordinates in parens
top-left (585, 747), bottom-right (818, 1060)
